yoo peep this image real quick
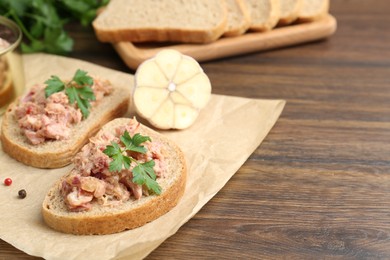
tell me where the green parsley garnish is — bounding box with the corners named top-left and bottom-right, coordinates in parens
top-left (1, 0), bottom-right (109, 54)
top-left (103, 131), bottom-right (162, 195)
top-left (44, 69), bottom-right (95, 118)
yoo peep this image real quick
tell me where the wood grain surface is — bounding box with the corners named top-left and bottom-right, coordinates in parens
top-left (113, 14), bottom-right (337, 70)
top-left (2, 0), bottom-right (390, 259)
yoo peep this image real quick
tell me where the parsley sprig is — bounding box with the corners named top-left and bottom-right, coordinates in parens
top-left (103, 131), bottom-right (162, 195)
top-left (0, 0), bottom-right (109, 54)
top-left (44, 69), bottom-right (96, 119)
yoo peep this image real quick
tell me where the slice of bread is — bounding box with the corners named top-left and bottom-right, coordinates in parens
top-left (93, 0), bottom-right (228, 43)
top-left (1, 81), bottom-right (130, 169)
top-left (42, 118), bottom-right (187, 235)
top-left (246, 0), bottom-right (281, 31)
top-left (298, 0), bottom-right (329, 22)
top-left (278, 0), bottom-right (302, 25)
top-left (223, 0), bottom-right (251, 37)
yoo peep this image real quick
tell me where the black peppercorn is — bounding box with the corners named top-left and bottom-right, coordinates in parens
top-left (18, 189), bottom-right (26, 199)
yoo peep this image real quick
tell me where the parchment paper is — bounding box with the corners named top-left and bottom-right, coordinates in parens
top-left (0, 53), bottom-right (285, 260)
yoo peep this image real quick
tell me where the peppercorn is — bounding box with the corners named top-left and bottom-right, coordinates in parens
top-left (18, 189), bottom-right (27, 199)
top-left (4, 178), bottom-right (12, 186)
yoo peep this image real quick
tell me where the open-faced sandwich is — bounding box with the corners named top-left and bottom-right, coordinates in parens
top-left (1, 69), bottom-right (130, 168)
top-left (42, 117), bottom-right (186, 235)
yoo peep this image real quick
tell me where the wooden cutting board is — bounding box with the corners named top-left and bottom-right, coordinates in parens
top-left (113, 14), bottom-right (337, 70)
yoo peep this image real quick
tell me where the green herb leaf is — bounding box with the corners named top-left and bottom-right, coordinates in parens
top-left (142, 160), bottom-right (157, 180)
top-left (103, 142), bottom-right (119, 157)
top-left (132, 133), bottom-right (152, 147)
top-left (133, 160), bottom-right (161, 195)
top-left (73, 69), bottom-right (94, 86)
top-left (44, 69), bottom-right (95, 119)
top-left (104, 131), bottom-right (162, 195)
top-left (120, 131), bottom-right (151, 154)
top-left (103, 142), bottom-right (125, 172)
top-left (73, 88), bottom-right (92, 119)
top-left (78, 86), bottom-right (96, 101)
top-left (0, 0), bottom-right (108, 54)
top-left (65, 86), bottom-right (77, 104)
top-left (109, 154), bottom-right (124, 172)
top-left (44, 75), bottom-right (65, 98)
top-left (123, 156), bottom-right (131, 170)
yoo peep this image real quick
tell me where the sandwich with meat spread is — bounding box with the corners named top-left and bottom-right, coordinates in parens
top-left (42, 117), bottom-right (186, 235)
top-left (1, 69), bottom-right (130, 168)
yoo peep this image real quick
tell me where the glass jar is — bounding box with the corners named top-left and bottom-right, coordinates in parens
top-left (0, 15), bottom-right (24, 114)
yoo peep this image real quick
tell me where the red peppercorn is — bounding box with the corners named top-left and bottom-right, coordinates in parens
top-left (4, 178), bottom-right (12, 186)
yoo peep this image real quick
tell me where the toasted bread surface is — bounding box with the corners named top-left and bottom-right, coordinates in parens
top-left (42, 118), bottom-right (187, 235)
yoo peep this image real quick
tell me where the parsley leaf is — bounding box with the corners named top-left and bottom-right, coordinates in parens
top-left (104, 142), bottom-right (126, 172)
top-left (44, 75), bottom-right (65, 98)
top-left (133, 160), bottom-right (161, 195)
top-left (120, 131), bottom-right (151, 154)
top-left (45, 69), bottom-right (96, 119)
top-left (103, 132), bottom-right (162, 195)
top-left (73, 69), bottom-right (94, 86)
top-left (0, 0), bottom-right (108, 54)
top-left (103, 141), bottom-right (120, 157)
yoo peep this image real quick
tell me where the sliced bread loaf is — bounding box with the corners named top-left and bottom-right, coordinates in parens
top-left (93, 0), bottom-right (228, 43)
top-left (246, 0), bottom-right (281, 31)
top-left (223, 0), bottom-right (251, 37)
top-left (298, 0), bottom-right (329, 22)
top-left (278, 0), bottom-right (302, 25)
top-left (42, 118), bottom-right (187, 235)
top-left (1, 79), bottom-right (130, 169)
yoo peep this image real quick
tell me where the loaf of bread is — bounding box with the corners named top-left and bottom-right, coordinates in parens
top-left (1, 75), bottom-right (130, 168)
top-left (223, 0), bottom-right (251, 37)
top-left (298, 0), bottom-right (329, 21)
top-left (93, 0), bottom-right (228, 43)
top-left (42, 118), bottom-right (187, 235)
top-left (247, 0), bottom-right (281, 31)
top-left (278, 0), bottom-right (302, 25)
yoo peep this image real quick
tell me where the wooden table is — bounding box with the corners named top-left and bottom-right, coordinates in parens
top-left (2, 0), bottom-right (390, 258)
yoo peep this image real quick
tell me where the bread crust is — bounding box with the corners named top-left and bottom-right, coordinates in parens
top-left (92, 0), bottom-right (228, 44)
top-left (94, 25), bottom-right (228, 44)
top-left (298, 0), bottom-right (329, 22)
top-left (248, 0), bottom-right (281, 32)
top-left (42, 119), bottom-right (187, 235)
top-left (1, 86), bottom-right (130, 169)
top-left (278, 0), bottom-right (302, 26)
top-left (223, 0), bottom-right (252, 37)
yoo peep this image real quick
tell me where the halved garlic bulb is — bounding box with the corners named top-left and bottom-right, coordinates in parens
top-left (134, 49), bottom-right (211, 129)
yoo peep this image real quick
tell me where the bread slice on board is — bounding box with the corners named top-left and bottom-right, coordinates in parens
top-left (298, 0), bottom-right (329, 22)
top-left (93, 0), bottom-right (228, 43)
top-left (1, 82), bottom-right (130, 169)
top-left (42, 118), bottom-right (187, 235)
top-left (223, 0), bottom-right (252, 37)
top-left (246, 0), bottom-right (281, 31)
top-left (278, 0), bottom-right (302, 25)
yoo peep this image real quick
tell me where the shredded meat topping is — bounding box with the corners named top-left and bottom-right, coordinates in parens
top-left (15, 77), bottom-right (112, 145)
top-left (61, 118), bottom-right (166, 211)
